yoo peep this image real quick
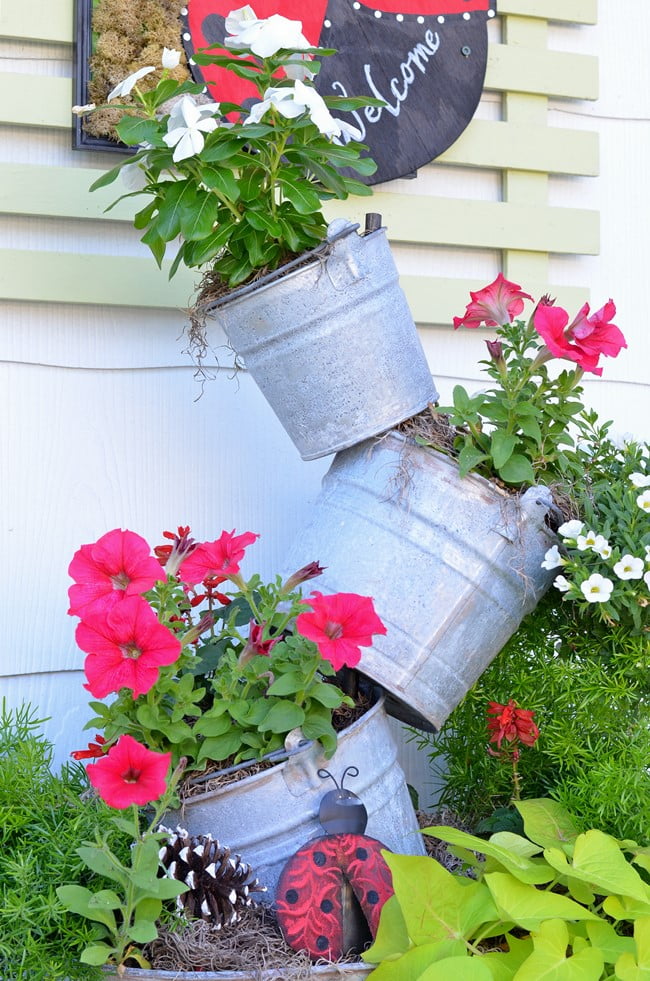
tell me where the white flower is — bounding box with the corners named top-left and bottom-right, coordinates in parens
top-left (162, 47), bottom-right (181, 69)
top-left (245, 80), bottom-right (361, 142)
top-left (645, 545), bottom-right (650, 562)
top-left (225, 6), bottom-right (309, 58)
top-left (107, 66), bottom-right (156, 101)
top-left (580, 573), bottom-right (614, 603)
top-left (644, 570), bottom-right (650, 589)
top-left (636, 490), bottom-right (650, 513)
top-left (71, 103), bottom-right (96, 115)
top-left (244, 86), bottom-right (306, 125)
top-left (576, 530), bottom-right (599, 551)
top-left (541, 545), bottom-right (565, 571)
top-left (553, 575), bottom-right (572, 593)
top-left (163, 95), bottom-right (219, 162)
top-left (593, 540), bottom-right (612, 560)
top-left (613, 554), bottom-right (645, 580)
top-left (284, 53), bottom-right (315, 81)
top-left (558, 519), bottom-right (584, 540)
top-left (630, 472), bottom-right (650, 488)
top-left (120, 161), bottom-right (148, 192)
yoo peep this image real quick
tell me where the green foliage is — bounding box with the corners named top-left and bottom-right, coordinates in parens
top-left (364, 799), bottom-right (650, 980)
top-left (0, 701), bottom-right (127, 980)
top-left (416, 593), bottom-right (650, 844)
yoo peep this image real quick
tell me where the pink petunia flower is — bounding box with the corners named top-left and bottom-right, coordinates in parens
top-left (295, 591), bottom-right (387, 671)
top-left (68, 529), bottom-right (166, 618)
top-left (179, 529), bottom-right (259, 585)
top-left (453, 274), bottom-right (533, 330)
top-left (533, 299), bottom-right (626, 376)
top-left (86, 734), bottom-right (171, 809)
top-left (76, 594), bottom-right (182, 699)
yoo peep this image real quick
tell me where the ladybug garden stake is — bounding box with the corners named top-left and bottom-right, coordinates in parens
top-left (275, 766), bottom-right (394, 960)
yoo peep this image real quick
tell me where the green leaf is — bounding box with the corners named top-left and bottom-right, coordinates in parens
top-left (130, 874), bottom-right (187, 900)
top-left (79, 943), bottom-right (117, 966)
top-left (115, 116), bottom-right (161, 146)
top-left (193, 712), bottom-right (231, 738)
top-left (615, 916), bottom-right (650, 980)
top-left (514, 919), bottom-right (604, 980)
top-left (484, 873), bottom-right (598, 931)
top-left (88, 889), bottom-right (122, 910)
top-left (518, 415), bottom-right (544, 445)
top-left (140, 226), bottom-right (166, 267)
top-left (497, 453), bottom-right (535, 485)
top-left (481, 934), bottom-right (534, 980)
top-left (516, 800), bottom-right (581, 851)
top-left (420, 957), bottom-right (492, 980)
top-left (458, 444), bottom-right (490, 478)
top-left (127, 919), bottom-right (159, 943)
top-left (76, 846), bottom-right (128, 887)
top-left (545, 831), bottom-right (650, 903)
top-left (362, 894), bottom-right (411, 963)
top-left (309, 681), bottom-right (345, 708)
top-left (56, 885), bottom-right (118, 930)
top-left (279, 177), bottom-right (322, 215)
top-left (423, 826), bottom-right (552, 886)
top-left (201, 165), bottom-right (241, 202)
top-left (585, 921), bottom-right (635, 964)
top-left (88, 150), bottom-right (150, 191)
top-left (258, 700), bottom-right (305, 734)
top-left (266, 671), bottom-right (305, 696)
top-left (154, 179), bottom-right (189, 241)
top-left (179, 189), bottom-right (219, 241)
top-left (490, 433), bottom-right (518, 470)
top-left (197, 730), bottom-right (244, 763)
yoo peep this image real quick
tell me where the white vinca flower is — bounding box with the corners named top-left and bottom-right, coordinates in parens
top-left (541, 545), bottom-right (565, 570)
top-left (163, 95), bottom-right (220, 162)
top-left (120, 161), bottom-right (148, 191)
top-left (553, 575), bottom-right (572, 593)
top-left (162, 47), bottom-right (181, 69)
top-left (245, 80), bottom-right (361, 142)
top-left (613, 554), bottom-right (645, 580)
top-left (558, 519), bottom-right (584, 540)
top-left (644, 569), bottom-right (650, 589)
top-left (225, 6), bottom-right (310, 58)
top-left (630, 471), bottom-right (650, 488)
top-left (636, 490), bottom-right (650, 512)
top-left (580, 573), bottom-right (614, 603)
top-left (107, 66), bottom-right (156, 101)
top-left (576, 530), bottom-right (599, 551)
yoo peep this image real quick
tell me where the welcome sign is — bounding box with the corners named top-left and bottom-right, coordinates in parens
top-left (182, 0), bottom-right (497, 183)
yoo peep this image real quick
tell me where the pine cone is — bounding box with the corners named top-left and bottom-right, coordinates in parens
top-left (158, 825), bottom-right (266, 929)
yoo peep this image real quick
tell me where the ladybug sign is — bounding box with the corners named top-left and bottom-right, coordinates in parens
top-left (182, 0), bottom-right (497, 183)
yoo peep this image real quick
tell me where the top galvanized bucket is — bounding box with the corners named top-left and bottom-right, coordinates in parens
top-left (283, 433), bottom-right (558, 731)
top-left (209, 219), bottom-right (438, 460)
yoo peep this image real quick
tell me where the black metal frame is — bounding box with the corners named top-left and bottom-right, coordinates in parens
top-left (72, 0), bottom-right (130, 152)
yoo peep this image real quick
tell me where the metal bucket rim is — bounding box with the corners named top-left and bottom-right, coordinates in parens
top-left (104, 962), bottom-right (373, 979)
top-left (181, 695), bottom-right (386, 807)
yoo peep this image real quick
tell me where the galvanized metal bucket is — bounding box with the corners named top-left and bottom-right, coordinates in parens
top-left (208, 220), bottom-right (438, 460)
top-left (283, 432), bottom-right (558, 731)
top-left (165, 696), bottom-right (423, 905)
top-left (105, 963), bottom-right (372, 979)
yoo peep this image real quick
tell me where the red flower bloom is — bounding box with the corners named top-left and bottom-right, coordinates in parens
top-left (76, 595), bottom-right (182, 699)
top-left (248, 620), bottom-right (281, 657)
top-left (533, 299), bottom-right (626, 376)
top-left (296, 591), bottom-right (387, 671)
top-left (70, 734), bottom-right (108, 760)
top-left (68, 529), bottom-right (166, 618)
top-left (179, 530), bottom-right (259, 586)
top-left (487, 699), bottom-right (539, 749)
top-left (154, 525), bottom-right (197, 577)
top-left (453, 274), bottom-right (533, 330)
top-left (86, 734), bottom-right (171, 809)
top-left (283, 561), bottom-right (326, 593)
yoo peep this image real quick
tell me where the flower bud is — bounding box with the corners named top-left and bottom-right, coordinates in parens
top-left (283, 561), bottom-right (325, 593)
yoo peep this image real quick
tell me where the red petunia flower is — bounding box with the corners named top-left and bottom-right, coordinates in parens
top-left (86, 734), bottom-right (171, 809)
top-left (68, 529), bottom-right (166, 618)
top-left (487, 699), bottom-right (539, 749)
top-left (533, 299), bottom-right (626, 376)
top-left (76, 594), bottom-right (182, 699)
top-left (154, 525), bottom-right (197, 578)
top-left (295, 591), bottom-right (387, 671)
top-left (248, 620), bottom-right (281, 657)
top-left (179, 530), bottom-right (259, 585)
top-left (70, 734), bottom-right (108, 760)
top-left (453, 274), bottom-right (533, 330)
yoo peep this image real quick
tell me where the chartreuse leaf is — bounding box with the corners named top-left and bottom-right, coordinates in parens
top-left (483, 873), bottom-right (598, 931)
top-left (56, 885), bottom-right (118, 931)
top-left (513, 919), bottom-right (604, 980)
top-left (604, 895), bottom-right (650, 921)
top-left (382, 853), bottom-right (498, 947)
top-left (362, 895), bottom-right (411, 963)
top-left (585, 921), bottom-right (635, 963)
top-left (420, 956), bottom-right (491, 979)
top-left (545, 830), bottom-right (650, 903)
top-left (423, 827), bottom-right (552, 885)
top-left (515, 799), bottom-right (581, 852)
top-left (480, 933), bottom-right (534, 980)
top-left (615, 916), bottom-right (650, 979)
top-left (366, 941), bottom-right (467, 980)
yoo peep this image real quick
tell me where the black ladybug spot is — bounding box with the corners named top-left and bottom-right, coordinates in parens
top-left (313, 850), bottom-right (326, 867)
top-left (316, 935), bottom-right (329, 952)
top-left (285, 889), bottom-right (299, 904)
top-left (367, 890), bottom-right (379, 905)
top-left (356, 847), bottom-right (368, 861)
top-left (201, 14), bottom-right (226, 45)
top-left (320, 899), bottom-right (334, 913)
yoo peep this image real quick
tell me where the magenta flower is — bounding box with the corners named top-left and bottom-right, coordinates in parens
top-left (76, 595), bottom-right (182, 699)
top-left (179, 529), bottom-right (259, 585)
top-left (296, 591), bottom-right (387, 671)
top-left (68, 529), bottom-right (166, 618)
top-left (534, 299), bottom-right (626, 376)
top-left (86, 734), bottom-right (171, 809)
top-left (453, 274), bottom-right (533, 330)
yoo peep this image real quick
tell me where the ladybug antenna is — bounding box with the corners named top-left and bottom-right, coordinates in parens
top-left (340, 766), bottom-right (359, 791)
top-left (317, 767), bottom-right (340, 790)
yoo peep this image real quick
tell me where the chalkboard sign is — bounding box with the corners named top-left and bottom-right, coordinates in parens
top-left (182, 0), bottom-right (497, 183)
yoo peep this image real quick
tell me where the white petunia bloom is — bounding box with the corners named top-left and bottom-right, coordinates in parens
top-left (558, 519), bottom-right (584, 540)
top-left (613, 554), bottom-right (645, 580)
top-left (630, 472), bottom-right (650, 488)
top-left (636, 490), bottom-right (650, 512)
top-left (163, 95), bottom-right (219, 162)
top-left (107, 66), bottom-right (156, 101)
top-left (162, 47), bottom-right (182, 69)
top-left (576, 530), bottom-right (599, 551)
top-left (225, 6), bottom-right (310, 58)
top-left (553, 575), bottom-right (572, 593)
top-left (580, 573), bottom-right (614, 603)
top-left (541, 545), bottom-right (565, 570)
